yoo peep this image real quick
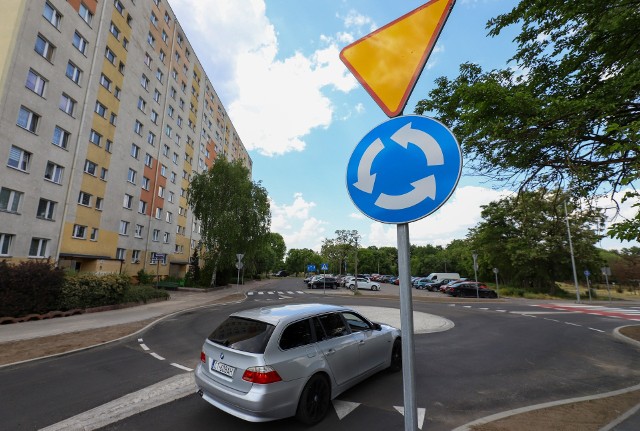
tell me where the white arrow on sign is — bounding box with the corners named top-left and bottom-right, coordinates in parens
top-left (375, 176), bottom-right (436, 210)
top-left (354, 138), bottom-right (384, 193)
top-left (391, 122), bottom-right (444, 165)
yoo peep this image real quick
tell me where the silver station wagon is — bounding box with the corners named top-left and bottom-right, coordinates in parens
top-left (194, 303), bottom-right (402, 425)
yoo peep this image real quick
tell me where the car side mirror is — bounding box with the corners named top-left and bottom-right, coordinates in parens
top-left (372, 323), bottom-right (382, 331)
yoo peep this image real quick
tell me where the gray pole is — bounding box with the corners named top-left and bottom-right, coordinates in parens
top-left (397, 223), bottom-right (418, 430)
top-left (493, 267), bottom-right (499, 298)
top-left (564, 201), bottom-right (581, 303)
top-left (473, 251), bottom-right (479, 299)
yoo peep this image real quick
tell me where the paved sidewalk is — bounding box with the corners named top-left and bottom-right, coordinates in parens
top-left (0, 279), bottom-right (275, 343)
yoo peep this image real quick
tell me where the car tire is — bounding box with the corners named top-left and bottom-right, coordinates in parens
top-left (390, 338), bottom-right (402, 371)
top-left (296, 374), bottom-right (331, 425)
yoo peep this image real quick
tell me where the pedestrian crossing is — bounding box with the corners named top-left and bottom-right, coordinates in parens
top-left (247, 290), bottom-right (308, 297)
top-left (534, 304), bottom-right (640, 321)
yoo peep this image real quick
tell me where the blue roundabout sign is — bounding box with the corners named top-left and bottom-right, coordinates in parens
top-left (346, 115), bottom-right (462, 224)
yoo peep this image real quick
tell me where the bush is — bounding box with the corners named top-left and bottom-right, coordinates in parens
top-left (0, 259), bottom-right (65, 317)
top-left (137, 269), bottom-right (154, 285)
top-left (59, 273), bottom-right (130, 310)
top-left (122, 285), bottom-right (170, 303)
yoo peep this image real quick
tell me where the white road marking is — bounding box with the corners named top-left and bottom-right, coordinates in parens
top-left (333, 400), bottom-right (360, 420)
top-left (564, 322), bottom-right (581, 327)
top-left (170, 363), bottom-right (193, 372)
top-left (150, 352), bottom-right (165, 360)
top-left (140, 343), bottom-right (150, 351)
top-left (247, 292), bottom-right (254, 295)
top-left (394, 406), bottom-right (426, 430)
top-left (495, 310), bottom-right (507, 312)
top-left (588, 327), bottom-right (605, 333)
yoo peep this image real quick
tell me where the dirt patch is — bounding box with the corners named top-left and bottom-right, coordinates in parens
top-left (471, 390), bottom-right (640, 431)
top-left (620, 325), bottom-right (640, 341)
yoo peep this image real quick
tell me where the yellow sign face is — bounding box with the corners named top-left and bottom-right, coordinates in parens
top-left (340, 0), bottom-right (455, 117)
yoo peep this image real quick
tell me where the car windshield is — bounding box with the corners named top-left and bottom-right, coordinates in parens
top-left (208, 316), bottom-right (275, 353)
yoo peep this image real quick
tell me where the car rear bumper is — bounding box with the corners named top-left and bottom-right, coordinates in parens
top-left (194, 364), bottom-right (302, 422)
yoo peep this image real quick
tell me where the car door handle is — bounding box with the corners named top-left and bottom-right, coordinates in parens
top-left (325, 348), bottom-right (336, 356)
top-left (358, 340), bottom-right (365, 345)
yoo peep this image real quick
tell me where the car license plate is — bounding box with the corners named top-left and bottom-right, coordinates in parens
top-left (211, 360), bottom-right (235, 377)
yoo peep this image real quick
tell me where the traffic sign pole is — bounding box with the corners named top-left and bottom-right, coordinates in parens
top-left (397, 223), bottom-right (418, 431)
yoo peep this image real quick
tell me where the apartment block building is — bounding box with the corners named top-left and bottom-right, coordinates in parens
top-left (0, 0), bottom-right (252, 277)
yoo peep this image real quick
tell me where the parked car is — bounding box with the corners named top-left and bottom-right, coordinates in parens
top-left (274, 270), bottom-right (289, 277)
top-left (347, 277), bottom-right (381, 291)
top-left (422, 278), bottom-right (456, 291)
top-left (414, 277), bottom-right (432, 289)
top-left (340, 276), bottom-right (356, 287)
top-left (195, 303), bottom-right (402, 425)
top-left (440, 278), bottom-right (469, 293)
top-left (447, 282), bottom-right (497, 298)
top-left (309, 276), bottom-right (337, 289)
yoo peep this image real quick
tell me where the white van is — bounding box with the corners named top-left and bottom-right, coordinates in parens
top-left (424, 273), bottom-right (461, 283)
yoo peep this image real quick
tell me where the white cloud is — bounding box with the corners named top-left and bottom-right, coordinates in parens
top-left (270, 193), bottom-right (327, 250)
top-left (364, 186), bottom-right (512, 247)
top-left (170, 0), bottom-right (358, 157)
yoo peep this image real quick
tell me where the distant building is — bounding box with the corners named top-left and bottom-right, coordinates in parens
top-left (0, 0), bottom-right (251, 277)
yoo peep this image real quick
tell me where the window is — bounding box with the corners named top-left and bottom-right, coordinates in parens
top-left (142, 176), bottom-right (150, 190)
top-left (29, 238), bottom-right (48, 257)
top-left (170, 86), bottom-right (176, 99)
top-left (159, 50), bottom-right (166, 62)
top-left (138, 200), bottom-right (147, 214)
top-left (342, 312), bottom-right (372, 332)
top-left (158, 185), bottom-right (165, 198)
top-left (17, 107), bottom-right (39, 133)
top-left (59, 94), bottom-right (76, 116)
top-left (170, 171), bottom-right (176, 183)
top-left (144, 153), bottom-right (153, 167)
top-left (168, 191), bottom-right (174, 203)
top-left (100, 167), bottom-right (108, 180)
top-left (43, 1), bottom-right (62, 28)
top-left (37, 198), bottom-right (56, 220)
top-left (84, 159), bottom-right (97, 175)
top-left (72, 224), bottom-right (87, 239)
top-left (118, 61), bottom-right (125, 74)
top-left (177, 33), bottom-right (183, 46)
top-left (105, 47), bottom-right (116, 64)
top-left (280, 319), bottom-right (313, 350)
top-left (165, 211), bottom-right (172, 223)
top-left (44, 161), bottom-right (64, 183)
top-left (100, 74), bottom-right (112, 91)
top-left (79, 3), bottom-right (93, 25)
top-left (141, 74), bottom-right (149, 90)
top-left (147, 33), bottom-right (155, 47)
top-left (116, 248), bottom-right (126, 260)
top-left (171, 68), bottom-right (177, 80)
top-left (160, 164), bottom-right (167, 177)
top-left (147, 131), bottom-right (156, 146)
top-left (134, 224), bottom-right (143, 238)
top-left (317, 313), bottom-right (349, 339)
top-left (132, 249), bottom-right (141, 263)
top-left (89, 129), bottom-right (102, 146)
top-left (152, 229), bottom-right (160, 242)
top-left (177, 116), bottom-right (183, 127)
top-left (163, 232), bottom-right (170, 243)
top-left (78, 191), bottom-right (92, 206)
top-left (95, 101), bottom-right (107, 117)
top-left (150, 13), bottom-right (158, 27)
top-left (66, 62), bottom-right (82, 84)
top-left (134, 120), bottom-right (143, 135)
top-left (131, 143), bottom-right (140, 159)
top-left (150, 110), bottom-right (158, 124)
top-left (8, 146), bottom-right (31, 171)
top-left (155, 207), bottom-right (162, 219)
top-left (26, 69), bottom-right (46, 96)
top-left (105, 139), bottom-right (113, 153)
top-left (172, 152), bottom-right (178, 164)
top-left (35, 34), bottom-right (55, 61)
top-left (114, 86), bottom-right (121, 99)
top-left (161, 30), bottom-right (168, 43)
top-left (95, 197), bottom-right (103, 210)
top-left (165, 125), bottom-right (172, 137)
top-left (164, 11), bottom-right (171, 24)
top-left (156, 68), bottom-right (163, 82)
top-left (168, 105), bottom-right (174, 117)
top-left (114, 0), bottom-right (124, 14)
top-left (109, 22), bottom-right (120, 39)
top-left (162, 144), bottom-right (170, 156)
top-left (0, 233), bottom-right (14, 256)
top-left (153, 89), bottom-right (161, 103)
top-left (137, 97), bottom-right (146, 112)
top-left (123, 194), bottom-right (133, 209)
top-left (119, 220), bottom-right (129, 235)
top-left (0, 187), bottom-right (23, 213)
top-left (90, 228), bottom-right (98, 241)
top-left (127, 168), bottom-right (137, 184)
top-left (73, 31), bottom-right (88, 54)
top-left (110, 113), bottom-right (117, 125)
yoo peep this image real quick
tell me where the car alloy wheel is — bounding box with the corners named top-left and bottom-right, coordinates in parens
top-left (390, 338), bottom-right (402, 371)
top-left (296, 374), bottom-right (330, 425)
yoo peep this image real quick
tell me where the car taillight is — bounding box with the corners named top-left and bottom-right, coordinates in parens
top-left (242, 366), bottom-right (282, 384)
top-left (200, 351), bottom-right (206, 363)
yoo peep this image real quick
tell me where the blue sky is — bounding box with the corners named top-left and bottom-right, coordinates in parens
top-left (171, 0), bottom-right (639, 252)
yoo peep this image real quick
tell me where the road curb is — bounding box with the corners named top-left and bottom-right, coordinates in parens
top-left (613, 325), bottom-right (640, 349)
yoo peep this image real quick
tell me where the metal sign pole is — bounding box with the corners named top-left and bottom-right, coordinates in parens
top-left (397, 223), bottom-right (417, 430)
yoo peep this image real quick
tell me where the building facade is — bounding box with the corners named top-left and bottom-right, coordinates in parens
top-left (0, 0), bottom-right (251, 277)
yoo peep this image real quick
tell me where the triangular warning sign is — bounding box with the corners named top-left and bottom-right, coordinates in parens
top-left (340, 0), bottom-right (455, 117)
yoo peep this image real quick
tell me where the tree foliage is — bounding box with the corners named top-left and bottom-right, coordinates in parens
top-left (467, 190), bottom-right (604, 292)
top-left (187, 158), bottom-right (271, 287)
top-left (415, 0), bottom-right (640, 241)
top-left (285, 248), bottom-right (321, 275)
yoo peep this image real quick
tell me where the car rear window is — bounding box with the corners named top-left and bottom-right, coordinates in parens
top-left (208, 316), bottom-right (275, 353)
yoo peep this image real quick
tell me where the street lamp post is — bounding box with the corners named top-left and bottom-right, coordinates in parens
top-left (493, 267), bottom-right (499, 298)
top-left (564, 201), bottom-right (581, 303)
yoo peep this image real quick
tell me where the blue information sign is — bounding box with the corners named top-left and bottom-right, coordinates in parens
top-left (307, 264), bottom-right (317, 272)
top-left (346, 115), bottom-right (462, 224)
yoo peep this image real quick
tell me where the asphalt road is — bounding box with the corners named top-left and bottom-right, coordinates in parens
top-left (1, 278), bottom-right (638, 431)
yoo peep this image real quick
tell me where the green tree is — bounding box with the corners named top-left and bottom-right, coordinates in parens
top-left (285, 248), bottom-right (321, 275)
top-left (187, 158), bottom-right (271, 287)
top-left (415, 0), bottom-right (640, 241)
top-left (468, 190), bottom-right (604, 292)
